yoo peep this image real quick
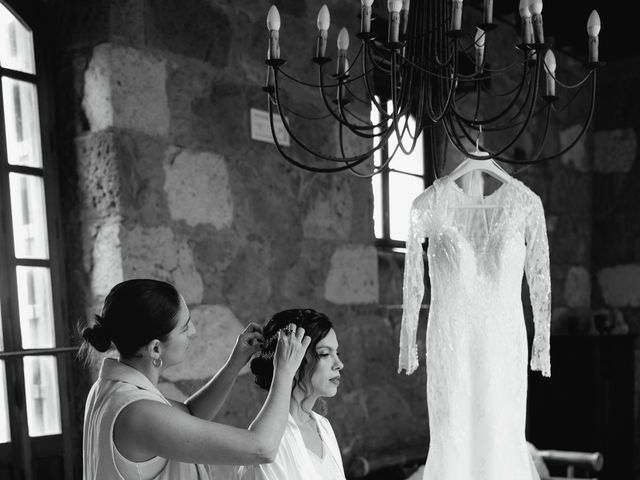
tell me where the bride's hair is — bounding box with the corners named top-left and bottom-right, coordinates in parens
top-left (251, 309), bottom-right (332, 396)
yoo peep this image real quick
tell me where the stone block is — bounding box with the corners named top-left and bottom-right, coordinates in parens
top-left (74, 130), bottom-right (122, 219)
top-left (90, 218), bottom-right (124, 297)
top-left (121, 225), bottom-right (204, 304)
top-left (145, 0), bottom-right (231, 66)
top-left (163, 149), bottom-right (233, 228)
top-left (302, 175), bottom-right (353, 240)
top-left (564, 266), bottom-right (591, 308)
top-left (560, 124), bottom-right (590, 172)
top-left (593, 128), bottom-right (637, 173)
top-left (162, 305), bottom-right (244, 381)
top-left (325, 245), bottom-right (379, 304)
top-left (598, 264), bottom-right (640, 307)
top-left (83, 43), bottom-right (170, 136)
top-left (548, 169), bottom-right (591, 215)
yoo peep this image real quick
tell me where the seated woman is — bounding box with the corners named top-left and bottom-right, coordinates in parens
top-left (236, 308), bottom-right (346, 480)
top-left (81, 279), bottom-right (310, 479)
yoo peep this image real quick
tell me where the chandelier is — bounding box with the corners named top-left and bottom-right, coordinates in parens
top-left (263, 0), bottom-right (603, 177)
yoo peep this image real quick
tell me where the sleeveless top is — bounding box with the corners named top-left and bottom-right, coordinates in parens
top-left (82, 358), bottom-right (211, 480)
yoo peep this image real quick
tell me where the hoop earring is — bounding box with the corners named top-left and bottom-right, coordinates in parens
top-left (152, 357), bottom-right (163, 368)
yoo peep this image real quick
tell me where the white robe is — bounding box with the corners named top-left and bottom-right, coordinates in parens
top-left (235, 412), bottom-right (345, 480)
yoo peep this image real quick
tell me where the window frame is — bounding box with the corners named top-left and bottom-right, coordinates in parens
top-left (0, 1), bottom-right (74, 479)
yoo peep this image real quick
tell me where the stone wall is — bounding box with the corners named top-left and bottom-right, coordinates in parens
top-left (592, 57), bottom-right (640, 478)
top-left (52, 0), bottom-right (638, 479)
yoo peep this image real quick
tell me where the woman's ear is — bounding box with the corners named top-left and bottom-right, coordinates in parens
top-left (147, 339), bottom-right (161, 360)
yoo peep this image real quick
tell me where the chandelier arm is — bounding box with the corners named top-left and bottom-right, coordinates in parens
top-left (545, 65), bottom-right (594, 90)
top-left (316, 68), bottom-right (382, 135)
top-left (268, 98), bottom-right (395, 171)
top-left (447, 58), bottom-right (544, 161)
top-left (341, 139), bottom-right (402, 178)
top-left (362, 42), bottom-right (396, 124)
top-left (493, 72), bottom-right (598, 165)
top-left (366, 44), bottom-right (393, 74)
top-left (550, 73), bottom-right (591, 114)
top-left (389, 52), bottom-right (422, 155)
top-left (271, 74), bottom-right (390, 164)
top-left (334, 84), bottom-right (380, 138)
top-left (528, 103), bottom-right (553, 162)
top-left (449, 60), bottom-right (533, 127)
top-left (276, 102), bottom-right (333, 121)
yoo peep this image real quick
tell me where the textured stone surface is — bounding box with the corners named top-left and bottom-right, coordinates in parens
top-left (564, 266), bottom-right (591, 308)
top-left (593, 128), bottom-right (637, 173)
top-left (74, 130), bottom-right (122, 220)
top-left (90, 219), bottom-right (124, 297)
top-left (560, 124), bottom-right (590, 172)
top-left (325, 245), bottom-right (379, 304)
top-left (145, 0), bottom-right (232, 66)
top-left (163, 149), bottom-right (233, 228)
top-left (122, 225), bottom-right (204, 304)
top-left (302, 175), bottom-right (353, 240)
top-left (598, 264), bottom-right (640, 307)
top-left (83, 44), bottom-right (170, 136)
top-left (162, 305), bottom-right (244, 381)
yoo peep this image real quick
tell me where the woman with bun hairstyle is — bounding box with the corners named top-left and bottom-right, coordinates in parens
top-left (235, 308), bottom-right (346, 480)
top-left (80, 279), bottom-right (310, 480)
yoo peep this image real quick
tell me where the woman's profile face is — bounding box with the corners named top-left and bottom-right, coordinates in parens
top-left (161, 296), bottom-right (196, 367)
top-left (303, 328), bottom-right (343, 398)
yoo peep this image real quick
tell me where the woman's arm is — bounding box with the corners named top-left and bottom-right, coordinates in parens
top-left (115, 325), bottom-right (310, 466)
top-left (185, 323), bottom-right (263, 420)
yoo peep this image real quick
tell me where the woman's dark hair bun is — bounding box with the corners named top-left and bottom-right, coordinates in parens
top-left (82, 315), bottom-right (112, 352)
top-left (250, 356), bottom-right (274, 391)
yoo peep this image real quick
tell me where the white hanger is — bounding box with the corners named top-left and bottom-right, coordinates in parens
top-left (448, 146), bottom-right (512, 184)
top-left (447, 131), bottom-right (512, 209)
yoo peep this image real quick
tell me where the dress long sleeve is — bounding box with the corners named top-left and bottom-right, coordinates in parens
top-left (524, 195), bottom-right (551, 377)
top-left (399, 189), bottom-right (433, 375)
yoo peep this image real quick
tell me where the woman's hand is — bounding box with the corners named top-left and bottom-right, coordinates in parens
top-left (273, 323), bottom-right (311, 378)
top-left (229, 322), bottom-right (264, 368)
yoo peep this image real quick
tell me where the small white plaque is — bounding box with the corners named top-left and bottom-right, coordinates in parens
top-left (250, 108), bottom-right (290, 147)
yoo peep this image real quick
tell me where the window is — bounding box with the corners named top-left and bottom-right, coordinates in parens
top-left (371, 98), bottom-right (427, 248)
top-left (0, 1), bottom-right (73, 478)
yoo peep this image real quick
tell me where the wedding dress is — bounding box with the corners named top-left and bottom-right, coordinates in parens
top-left (399, 174), bottom-right (551, 480)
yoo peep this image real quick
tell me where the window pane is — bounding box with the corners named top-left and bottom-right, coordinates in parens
top-left (388, 112), bottom-right (424, 176)
top-left (372, 174), bottom-right (383, 239)
top-left (0, 3), bottom-right (35, 74)
top-left (0, 303), bottom-right (4, 350)
top-left (17, 266), bottom-right (55, 349)
top-left (9, 173), bottom-right (49, 259)
top-left (2, 77), bottom-right (42, 167)
top-left (389, 172), bottom-right (424, 242)
top-left (0, 361), bottom-right (10, 443)
top-left (23, 356), bottom-right (61, 436)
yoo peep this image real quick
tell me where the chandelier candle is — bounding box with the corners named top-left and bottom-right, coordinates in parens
top-left (316, 5), bottom-right (330, 59)
top-left (401, 0), bottom-right (410, 36)
top-left (529, 0), bottom-right (544, 44)
top-left (361, 0), bottom-right (373, 33)
top-left (587, 10), bottom-right (601, 64)
top-left (336, 27), bottom-right (350, 76)
top-left (474, 28), bottom-right (485, 74)
top-left (483, 0), bottom-right (493, 25)
top-left (451, 0), bottom-right (463, 32)
top-left (519, 0), bottom-right (534, 45)
top-left (267, 5), bottom-right (280, 60)
top-left (388, 0), bottom-right (402, 45)
top-left (544, 50), bottom-right (556, 97)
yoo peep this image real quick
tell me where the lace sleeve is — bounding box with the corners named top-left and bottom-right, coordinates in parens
top-left (399, 190), bottom-right (433, 375)
top-left (524, 195), bottom-right (551, 377)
